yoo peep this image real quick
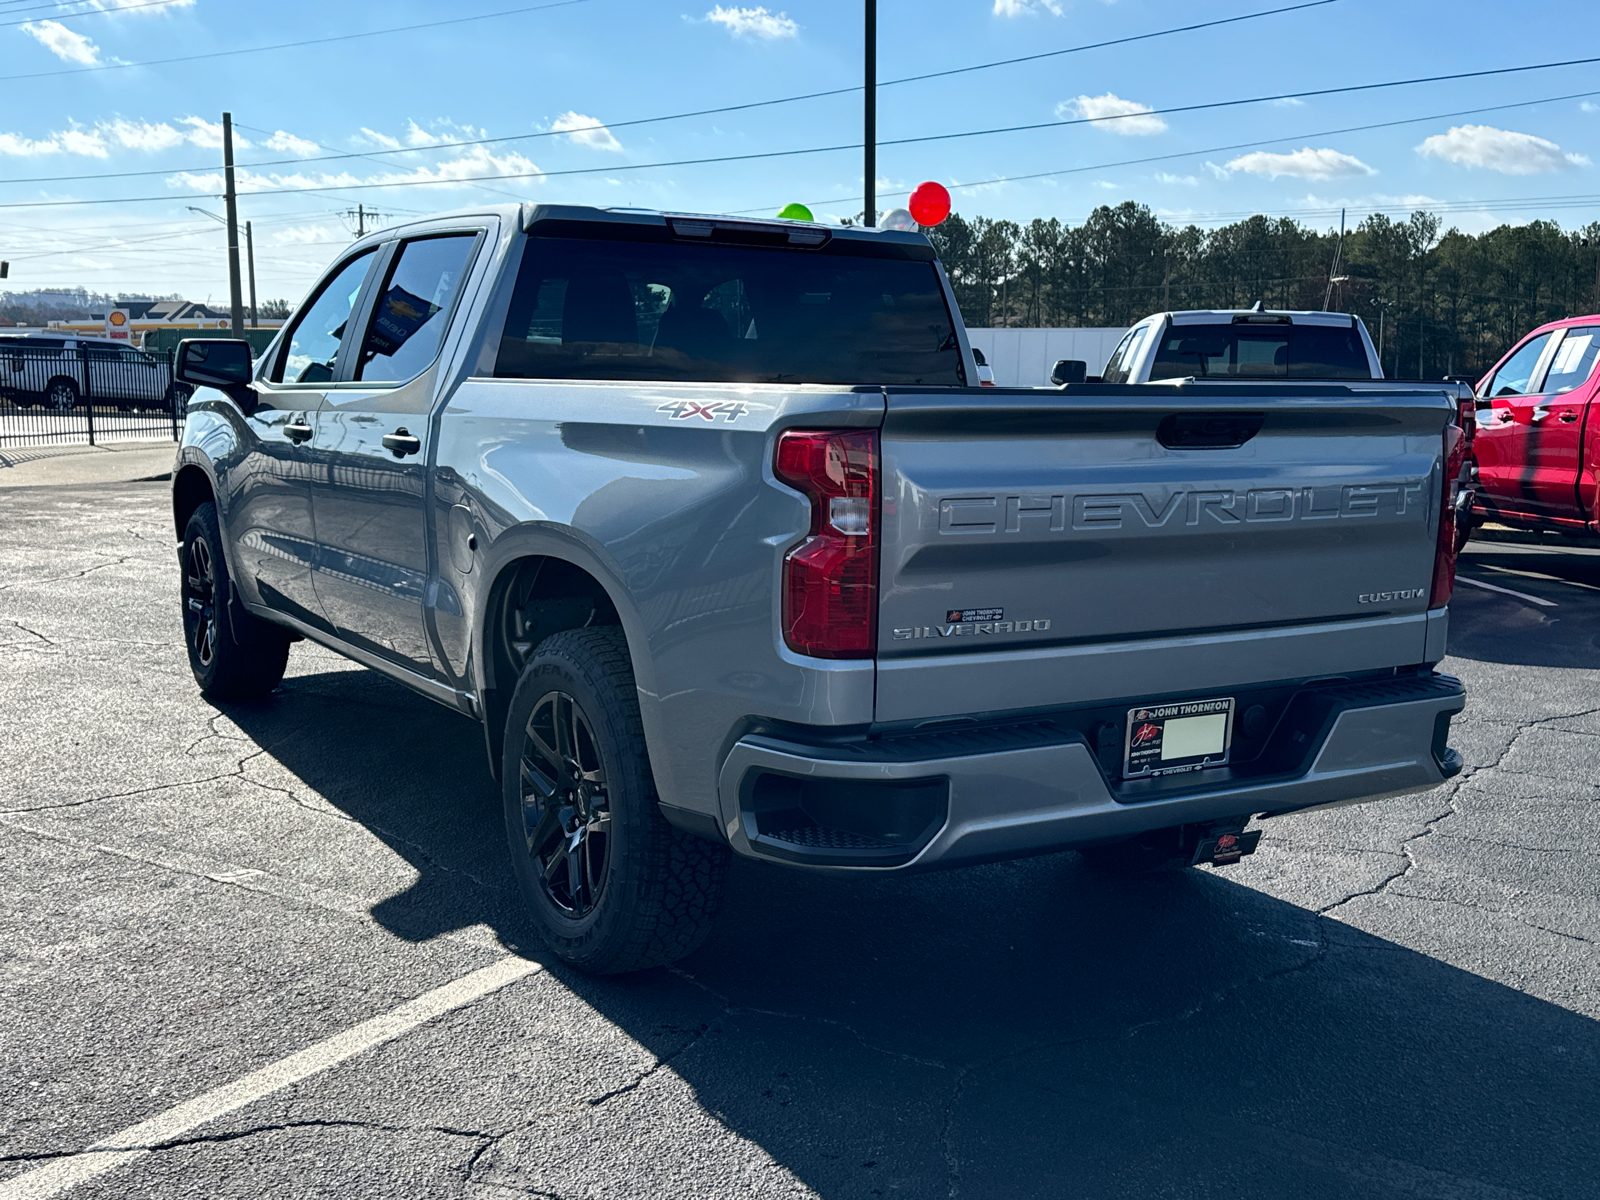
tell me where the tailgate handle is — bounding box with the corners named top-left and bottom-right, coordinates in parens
top-left (1157, 412), bottom-right (1265, 450)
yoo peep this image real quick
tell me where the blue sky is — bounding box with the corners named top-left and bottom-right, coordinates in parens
top-left (2, 0), bottom-right (1597, 303)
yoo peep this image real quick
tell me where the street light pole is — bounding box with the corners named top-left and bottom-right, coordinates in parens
top-left (863, 0), bottom-right (876, 227)
top-left (222, 112), bottom-right (244, 337)
top-left (245, 220), bottom-right (258, 328)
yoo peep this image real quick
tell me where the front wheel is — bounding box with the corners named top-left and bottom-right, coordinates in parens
top-left (44, 378), bottom-right (79, 412)
top-left (502, 627), bottom-right (728, 974)
top-left (181, 501), bottom-right (291, 700)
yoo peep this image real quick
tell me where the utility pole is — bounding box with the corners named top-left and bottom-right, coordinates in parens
top-left (245, 220), bottom-right (258, 328)
top-left (1322, 208), bottom-right (1345, 311)
top-left (222, 111), bottom-right (244, 337)
top-left (356, 203), bottom-right (366, 237)
top-left (863, 0), bottom-right (876, 227)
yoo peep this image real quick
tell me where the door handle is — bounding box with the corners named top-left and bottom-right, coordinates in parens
top-left (1559, 410), bottom-right (1579, 423)
top-left (382, 427), bottom-right (421, 458)
top-left (284, 420), bottom-right (313, 443)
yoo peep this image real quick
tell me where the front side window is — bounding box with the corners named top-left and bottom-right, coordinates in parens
top-left (1542, 327), bottom-right (1600, 395)
top-left (355, 233), bottom-right (479, 384)
top-left (1485, 332), bottom-right (1554, 398)
top-left (495, 234), bottom-right (962, 386)
top-left (272, 249), bottom-right (376, 384)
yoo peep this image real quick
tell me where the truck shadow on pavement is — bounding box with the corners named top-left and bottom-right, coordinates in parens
top-left (1451, 546), bottom-right (1600, 669)
top-left (222, 665), bottom-right (1600, 1199)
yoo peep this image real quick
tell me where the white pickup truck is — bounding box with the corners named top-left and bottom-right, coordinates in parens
top-left (1072, 307), bottom-right (1384, 385)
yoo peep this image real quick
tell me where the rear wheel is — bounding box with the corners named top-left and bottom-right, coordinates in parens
top-left (502, 627), bottom-right (728, 974)
top-left (45, 378), bottom-right (78, 412)
top-left (181, 501), bottom-right (291, 699)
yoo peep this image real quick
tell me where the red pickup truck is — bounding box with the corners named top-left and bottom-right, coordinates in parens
top-left (1470, 315), bottom-right (1600, 536)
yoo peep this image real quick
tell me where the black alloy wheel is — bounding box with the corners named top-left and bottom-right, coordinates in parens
top-left (45, 378), bottom-right (78, 412)
top-left (500, 627), bottom-right (728, 973)
top-left (179, 501), bottom-right (291, 700)
top-left (183, 534), bottom-right (220, 671)
top-left (518, 689), bottom-right (612, 918)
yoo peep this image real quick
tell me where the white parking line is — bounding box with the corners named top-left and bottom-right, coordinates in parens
top-left (1479, 562), bottom-right (1600, 595)
top-left (0, 956), bottom-right (540, 1200)
top-left (1456, 575), bottom-right (1557, 607)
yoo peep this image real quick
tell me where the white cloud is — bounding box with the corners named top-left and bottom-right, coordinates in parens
top-left (1204, 161), bottom-right (1231, 180)
top-left (1583, 101), bottom-right (1598, 114)
top-left (1060, 93), bottom-right (1167, 136)
top-left (0, 132), bottom-right (64, 157)
top-left (705, 6), bottom-right (797, 39)
top-left (83, 0), bottom-right (196, 12)
top-left (56, 128), bottom-right (108, 157)
top-left (358, 127), bottom-right (403, 150)
top-left (551, 111), bottom-right (623, 152)
top-left (1417, 125), bottom-right (1587, 175)
top-left (271, 224), bottom-right (341, 246)
top-left (1271, 97), bottom-right (1306, 108)
top-left (266, 130), bottom-right (321, 156)
top-left (178, 116), bottom-right (247, 149)
top-left (101, 118), bottom-right (184, 151)
top-left (1224, 147), bottom-right (1375, 180)
top-left (20, 20), bottom-right (100, 64)
top-left (994, 0), bottom-right (1062, 14)
top-left (1156, 172), bottom-right (1198, 186)
top-left (168, 145), bottom-right (543, 195)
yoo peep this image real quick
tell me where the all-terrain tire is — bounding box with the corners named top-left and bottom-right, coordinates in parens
top-left (501, 626), bottom-right (729, 974)
top-left (181, 501), bottom-right (291, 700)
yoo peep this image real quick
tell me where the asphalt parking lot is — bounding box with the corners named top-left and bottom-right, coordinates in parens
top-left (2, 478), bottom-right (1597, 1200)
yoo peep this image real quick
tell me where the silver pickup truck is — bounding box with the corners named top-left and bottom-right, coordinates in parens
top-left (170, 204), bottom-right (1468, 973)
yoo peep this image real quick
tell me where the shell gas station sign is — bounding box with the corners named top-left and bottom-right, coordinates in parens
top-left (104, 308), bottom-right (131, 342)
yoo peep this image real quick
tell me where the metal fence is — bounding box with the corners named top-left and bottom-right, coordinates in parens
top-left (0, 345), bottom-right (189, 447)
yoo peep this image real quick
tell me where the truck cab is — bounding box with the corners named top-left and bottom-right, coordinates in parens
top-left (1095, 307), bottom-right (1383, 385)
top-left (1469, 316), bottom-right (1600, 534)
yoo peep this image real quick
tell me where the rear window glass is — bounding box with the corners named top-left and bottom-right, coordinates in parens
top-left (495, 235), bottom-right (963, 386)
top-left (1149, 323), bottom-right (1370, 380)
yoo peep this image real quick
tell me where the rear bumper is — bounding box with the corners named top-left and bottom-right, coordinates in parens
top-left (716, 672), bottom-right (1465, 871)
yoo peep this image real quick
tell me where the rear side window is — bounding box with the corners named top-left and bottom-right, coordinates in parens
top-left (495, 235), bottom-right (963, 386)
top-left (272, 249), bottom-right (377, 384)
top-left (1149, 323), bottom-right (1370, 380)
top-left (355, 233), bottom-right (479, 383)
top-left (1101, 325), bottom-right (1149, 384)
top-left (1485, 332), bottom-right (1554, 398)
top-left (1542, 327), bottom-right (1600, 395)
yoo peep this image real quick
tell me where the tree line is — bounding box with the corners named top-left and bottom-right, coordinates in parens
top-left (926, 203), bottom-right (1600, 379)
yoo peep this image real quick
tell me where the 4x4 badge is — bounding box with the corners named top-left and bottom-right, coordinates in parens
top-left (657, 400), bottom-right (748, 422)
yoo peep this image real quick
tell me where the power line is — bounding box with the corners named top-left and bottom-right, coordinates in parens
top-left (7, 46), bottom-right (1600, 205)
top-left (0, 0), bottom-right (591, 83)
top-left (728, 86), bottom-right (1600, 217)
top-left (0, 0), bottom-right (1340, 188)
top-left (0, 0), bottom-right (189, 29)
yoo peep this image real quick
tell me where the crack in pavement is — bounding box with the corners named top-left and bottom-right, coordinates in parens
top-left (0, 554), bottom-right (134, 593)
top-left (0, 1117), bottom-right (497, 1166)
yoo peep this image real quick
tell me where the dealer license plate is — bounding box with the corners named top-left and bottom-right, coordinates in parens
top-left (1123, 697), bottom-right (1235, 779)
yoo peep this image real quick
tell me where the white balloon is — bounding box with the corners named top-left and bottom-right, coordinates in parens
top-left (880, 208), bottom-right (918, 232)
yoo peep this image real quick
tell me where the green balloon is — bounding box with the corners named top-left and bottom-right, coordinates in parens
top-left (778, 202), bottom-right (814, 222)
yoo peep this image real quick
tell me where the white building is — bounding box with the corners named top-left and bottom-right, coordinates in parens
top-left (965, 327), bottom-right (1130, 387)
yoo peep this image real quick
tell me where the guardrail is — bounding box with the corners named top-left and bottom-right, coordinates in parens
top-left (0, 345), bottom-right (189, 447)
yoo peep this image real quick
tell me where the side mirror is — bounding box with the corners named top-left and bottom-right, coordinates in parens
top-left (1050, 359), bottom-right (1088, 386)
top-left (176, 338), bottom-right (252, 394)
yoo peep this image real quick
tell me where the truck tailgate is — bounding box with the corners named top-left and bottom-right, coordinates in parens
top-left (875, 384), bottom-right (1450, 724)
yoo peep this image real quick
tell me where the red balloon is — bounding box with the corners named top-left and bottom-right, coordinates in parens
top-left (908, 181), bottom-right (951, 227)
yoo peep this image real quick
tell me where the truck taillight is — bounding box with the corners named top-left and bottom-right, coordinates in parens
top-left (1430, 423), bottom-right (1468, 609)
top-left (775, 429), bottom-right (879, 658)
